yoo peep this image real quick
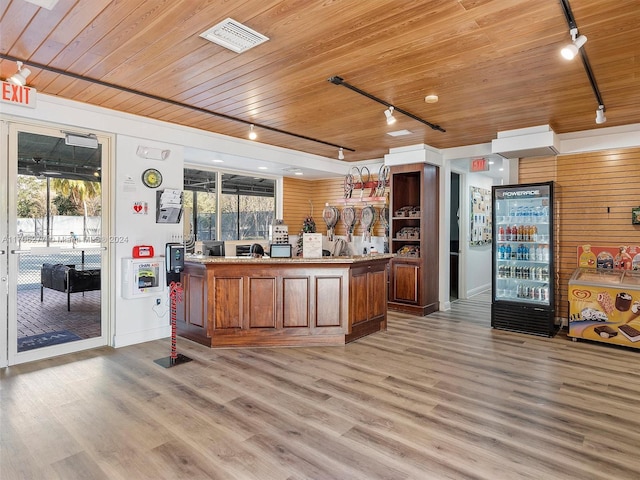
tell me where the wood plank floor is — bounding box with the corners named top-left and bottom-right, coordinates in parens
top-left (3, 292), bottom-right (640, 479)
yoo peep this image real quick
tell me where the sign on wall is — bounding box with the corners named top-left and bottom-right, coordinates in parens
top-left (1, 81), bottom-right (36, 108)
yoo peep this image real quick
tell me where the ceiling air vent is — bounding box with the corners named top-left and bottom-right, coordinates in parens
top-left (199, 18), bottom-right (269, 53)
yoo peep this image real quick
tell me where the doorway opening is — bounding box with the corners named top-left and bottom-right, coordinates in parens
top-left (450, 172), bottom-right (460, 301)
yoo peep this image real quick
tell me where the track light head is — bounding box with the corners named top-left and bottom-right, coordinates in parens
top-left (561, 31), bottom-right (587, 60)
top-left (384, 106), bottom-right (396, 125)
top-left (248, 124), bottom-right (257, 140)
top-left (338, 147), bottom-right (344, 160)
top-left (595, 105), bottom-right (606, 124)
top-left (8, 61), bottom-right (31, 86)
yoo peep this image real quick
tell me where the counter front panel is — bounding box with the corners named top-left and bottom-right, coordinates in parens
top-left (177, 255), bottom-right (391, 348)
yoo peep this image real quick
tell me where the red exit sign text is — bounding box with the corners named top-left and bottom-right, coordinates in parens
top-left (1, 81), bottom-right (36, 108)
top-left (470, 158), bottom-right (489, 172)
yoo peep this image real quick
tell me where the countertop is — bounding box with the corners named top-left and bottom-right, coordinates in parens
top-left (185, 253), bottom-right (394, 265)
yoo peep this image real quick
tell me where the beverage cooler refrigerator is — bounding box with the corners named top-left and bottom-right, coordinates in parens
top-left (491, 181), bottom-right (556, 336)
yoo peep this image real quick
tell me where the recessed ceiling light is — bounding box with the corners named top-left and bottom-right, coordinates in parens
top-left (386, 129), bottom-right (412, 137)
top-left (424, 94), bottom-right (439, 103)
top-left (294, 171), bottom-right (303, 176)
top-left (212, 159), bottom-right (224, 163)
top-left (258, 166), bottom-right (268, 170)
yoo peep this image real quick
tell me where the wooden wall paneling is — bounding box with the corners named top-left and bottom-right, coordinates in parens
top-left (283, 176), bottom-right (388, 241)
top-left (518, 148), bottom-right (640, 322)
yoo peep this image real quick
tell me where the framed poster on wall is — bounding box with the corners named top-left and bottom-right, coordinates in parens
top-left (470, 186), bottom-right (492, 246)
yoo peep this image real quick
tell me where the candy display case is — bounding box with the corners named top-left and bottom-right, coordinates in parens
top-left (568, 268), bottom-right (640, 349)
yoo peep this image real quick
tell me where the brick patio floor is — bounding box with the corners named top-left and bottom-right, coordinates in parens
top-left (17, 288), bottom-right (101, 341)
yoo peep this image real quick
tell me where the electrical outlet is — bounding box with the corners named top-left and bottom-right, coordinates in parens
top-left (156, 298), bottom-right (161, 305)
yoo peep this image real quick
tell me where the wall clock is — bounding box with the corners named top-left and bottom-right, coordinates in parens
top-left (142, 168), bottom-right (163, 188)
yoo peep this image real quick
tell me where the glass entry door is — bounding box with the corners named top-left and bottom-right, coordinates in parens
top-left (2, 123), bottom-right (110, 366)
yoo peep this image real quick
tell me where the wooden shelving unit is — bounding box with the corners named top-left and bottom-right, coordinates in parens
top-left (388, 163), bottom-right (439, 316)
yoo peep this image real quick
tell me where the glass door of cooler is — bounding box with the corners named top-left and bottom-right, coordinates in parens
top-left (493, 182), bottom-right (553, 306)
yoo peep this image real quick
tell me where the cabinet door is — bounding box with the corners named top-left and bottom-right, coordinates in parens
top-left (392, 262), bottom-right (420, 304)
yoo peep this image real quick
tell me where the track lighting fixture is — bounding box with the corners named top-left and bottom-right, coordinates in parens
top-left (559, 0), bottom-right (605, 123)
top-left (328, 76), bottom-right (445, 132)
top-left (595, 105), bottom-right (606, 124)
top-left (384, 106), bottom-right (396, 125)
top-left (0, 54), bottom-right (356, 155)
top-left (8, 61), bottom-right (31, 86)
top-left (248, 124), bottom-right (257, 140)
top-left (561, 28), bottom-right (587, 60)
top-left (338, 147), bottom-right (344, 160)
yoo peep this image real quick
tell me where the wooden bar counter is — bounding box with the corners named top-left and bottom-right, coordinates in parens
top-left (176, 254), bottom-right (393, 348)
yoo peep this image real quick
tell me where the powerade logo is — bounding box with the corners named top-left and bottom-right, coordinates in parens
top-left (501, 189), bottom-right (540, 198)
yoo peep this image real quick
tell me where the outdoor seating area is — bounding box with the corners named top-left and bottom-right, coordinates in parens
top-left (40, 263), bottom-right (101, 311)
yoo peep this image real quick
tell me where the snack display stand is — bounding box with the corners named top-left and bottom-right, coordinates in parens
top-left (568, 268), bottom-right (640, 348)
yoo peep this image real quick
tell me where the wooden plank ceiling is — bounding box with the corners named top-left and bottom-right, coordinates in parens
top-left (1, 0), bottom-right (639, 162)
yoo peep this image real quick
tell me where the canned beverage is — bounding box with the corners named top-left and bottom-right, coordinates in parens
top-left (533, 286), bottom-right (541, 301)
top-left (541, 285), bottom-right (549, 301)
top-left (542, 266), bottom-right (549, 281)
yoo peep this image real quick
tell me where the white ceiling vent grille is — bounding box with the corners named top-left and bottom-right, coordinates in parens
top-left (199, 18), bottom-right (269, 53)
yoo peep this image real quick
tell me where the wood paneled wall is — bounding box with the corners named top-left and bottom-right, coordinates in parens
top-left (283, 176), bottom-right (387, 239)
top-left (519, 147), bottom-right (640, 320)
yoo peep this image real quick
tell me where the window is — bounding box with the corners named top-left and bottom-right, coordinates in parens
top-left (183, 169), bottom-right (217, 241)
top-left (183, 168), bottom-right (275, 242)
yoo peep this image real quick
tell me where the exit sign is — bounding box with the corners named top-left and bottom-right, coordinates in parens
top-left (470, 158), bottom-right (489, 172)
top-left (1, 81), bottom-right (36, 108)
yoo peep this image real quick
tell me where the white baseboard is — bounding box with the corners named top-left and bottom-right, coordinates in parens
top-left (112, 325), bottom-right (170, 348)
top-left (467, 284), bottom-right (491, 298)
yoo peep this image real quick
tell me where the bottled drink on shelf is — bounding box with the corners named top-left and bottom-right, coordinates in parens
top-left (512, 224), bottom-right (518, 241)
top-left (506, 225), bottom-right (512, 241)
top-left (498, 225), bottom-right (505, 241)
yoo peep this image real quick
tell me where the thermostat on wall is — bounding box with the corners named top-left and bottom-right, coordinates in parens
top-left (133, 245), bottom-right (154, 258)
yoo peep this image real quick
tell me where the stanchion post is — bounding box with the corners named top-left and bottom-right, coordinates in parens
top-left (154, 280), bottom-right (192, 368)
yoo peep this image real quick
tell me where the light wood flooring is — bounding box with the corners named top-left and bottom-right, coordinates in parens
top-left (3, 293), bottom-right (640, 480)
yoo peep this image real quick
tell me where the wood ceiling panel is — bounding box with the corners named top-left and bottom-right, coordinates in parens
top-left (2, 0), bottom-right (639, 161)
